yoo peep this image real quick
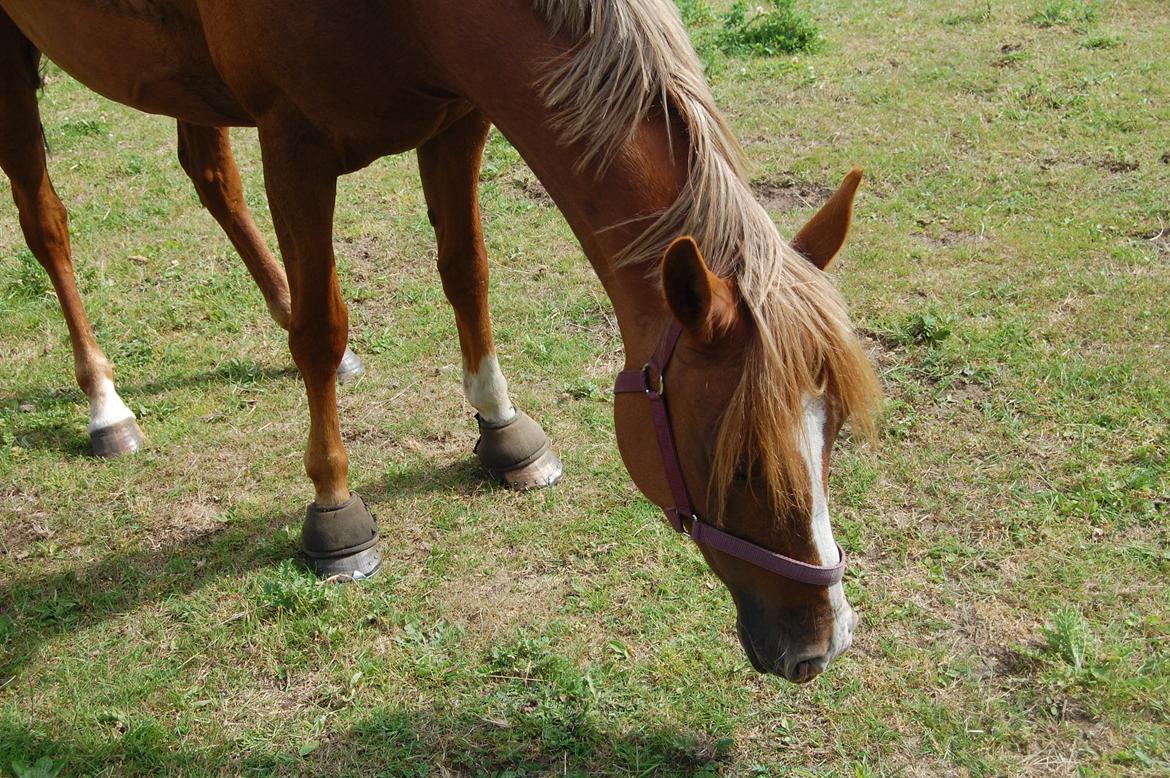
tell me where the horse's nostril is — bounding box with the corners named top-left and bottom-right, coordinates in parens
top-left (784, 654), bottom-right (829, 683)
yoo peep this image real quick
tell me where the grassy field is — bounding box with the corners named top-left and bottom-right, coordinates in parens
top-left (1, 0), bottom-right (1168, 775)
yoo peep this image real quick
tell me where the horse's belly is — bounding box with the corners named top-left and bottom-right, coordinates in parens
top-left (0, 0), bottom-right (249, 125)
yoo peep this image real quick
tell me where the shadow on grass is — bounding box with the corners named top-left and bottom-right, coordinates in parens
top-left (0, 501), bottom-right (294, 679)
top-left (0, 414), bottom-right (91, 458)
top-left (0, 360), bottom-right (298, 458)
top-left (0, 459), bottom-right (492, 681)
top-left (0, 450), bottom-right (730, 775)
top-left (118, 362), bottom-right (301, 398)
top-left (0, 704), bottom-right (728, 776)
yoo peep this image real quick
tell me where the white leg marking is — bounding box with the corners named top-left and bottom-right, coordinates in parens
top-left (87, 377), bottom-right (136, 433)
top-left (799, 395), bottom-right (854, 661)
top-left (464, 353), bottom-right (516, 425)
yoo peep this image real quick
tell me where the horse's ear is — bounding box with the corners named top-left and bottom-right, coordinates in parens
top-left (791, 167), bottom-right (863, 270)
top-left (661, 237), bottom-right (738, 343)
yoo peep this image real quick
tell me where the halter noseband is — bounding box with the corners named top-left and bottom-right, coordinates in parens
top-left (614, 322), bottom-right (847, 587)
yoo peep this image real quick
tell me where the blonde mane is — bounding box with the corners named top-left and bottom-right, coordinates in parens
top-left (533, 0), bottom-right (881, 518)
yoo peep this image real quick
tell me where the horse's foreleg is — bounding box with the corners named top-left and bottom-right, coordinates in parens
top-left (0, 15), bottom-right (142, 457)
top-left (418, 112), bottom-right (561, 490)
top-left (259, 129), bottom-right (378, 580)
top-left (175, 122), bottom-right (364, 382)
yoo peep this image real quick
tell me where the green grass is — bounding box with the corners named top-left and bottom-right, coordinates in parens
top-left (2, 0), bottom-right (1169, 774)
top-left (677, 0), bottom-right (823, 62)
top-left (1028, 0), bottom-right (1103, 28)
top-left (715, 1), bottom-right (823, 56)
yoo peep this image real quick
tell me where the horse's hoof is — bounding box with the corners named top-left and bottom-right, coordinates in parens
top-left (336, 347), bottom-right (365, 384)
top-left (90, 418), bottom-right (144, 458)
top-left (315, 545), bottom-right (382, 582)
top-left (474, 409), bottom-right (563, 491)
top-left (497, 447), bottom-right (564, 490)
top-left (302, 493), bottom-right (381, 581)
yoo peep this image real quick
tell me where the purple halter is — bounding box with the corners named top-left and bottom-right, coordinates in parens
top-left (614, 322), bottom-right (847, 587)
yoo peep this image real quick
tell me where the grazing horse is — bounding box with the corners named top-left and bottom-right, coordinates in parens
top-left (0, 47), bottom-right (365, 456)
top-left (0, 0), bottom-right (881, 682)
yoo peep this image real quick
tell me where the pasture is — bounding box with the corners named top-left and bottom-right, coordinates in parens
top-left (1, 0), bottom-right (1167, 774)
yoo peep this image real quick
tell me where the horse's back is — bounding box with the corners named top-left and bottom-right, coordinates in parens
top-left (0, 1), bottom-right (572, 170)
top-left (0, 0), bottom-right (480, 162)
top-left (0, 0), bottom-right (249, 125)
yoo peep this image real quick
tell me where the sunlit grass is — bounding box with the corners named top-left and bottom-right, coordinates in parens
top-left (1, 0), bottom-right (1168, 775)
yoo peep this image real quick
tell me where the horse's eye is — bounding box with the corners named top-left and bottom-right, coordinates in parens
top-left (733, 467), bottom-right (749, 482)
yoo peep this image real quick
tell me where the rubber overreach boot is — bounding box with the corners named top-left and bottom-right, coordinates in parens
top-left (474, 410), bottom-right (563, 490)
top-left (302, 492), bottom-right (381, 580)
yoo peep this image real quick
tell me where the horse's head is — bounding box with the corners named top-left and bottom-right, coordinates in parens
top-left (614, 170), bottom-right (877, 682)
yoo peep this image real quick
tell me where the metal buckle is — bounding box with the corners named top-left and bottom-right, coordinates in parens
top-left (642, 362), bottom-right (664, 396)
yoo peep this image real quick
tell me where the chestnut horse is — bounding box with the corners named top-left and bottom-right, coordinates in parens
top-left (0, 0), bottom-right (880, 682)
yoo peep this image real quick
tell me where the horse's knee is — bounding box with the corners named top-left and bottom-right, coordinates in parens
top-left (290, 342), bottom-right (345, 379)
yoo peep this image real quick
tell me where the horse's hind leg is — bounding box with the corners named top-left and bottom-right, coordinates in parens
top-left (175, 122), bottom-right (364, 382)
top-left (417, 111), bottom-right (561, 490)
top-left (0, 13), bottom-right (142, 456)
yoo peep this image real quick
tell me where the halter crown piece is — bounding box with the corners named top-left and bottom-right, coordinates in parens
top-left (614, 321), bottom-right (847, 587)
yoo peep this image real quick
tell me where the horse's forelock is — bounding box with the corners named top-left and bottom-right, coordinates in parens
top-left (710, 248), bottom-right (882, 522)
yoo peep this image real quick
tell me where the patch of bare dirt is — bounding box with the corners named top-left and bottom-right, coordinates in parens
top-left (941, 382), bottom-right (991, 407)
top-left (1099, 154), bottom-right (1139, 174)
top-left (912, 218), bottom-right (987, 249)
top-left (1039, 153), bottom-right (1140, 175)
top-left (340, 422), bottom-right (399, 446)
top-left (857, 330), bottom-right (904, 368)
top-left (737, 133), bottom-right (768, 149)
top-left (750, 177), bottom-right (832, 212)
top-left (335, 234), bottom-right (380, 265)
top-left (919, 229), bottom-right (985, 248)
top-left (334, 234), bottom-right (415, 287)
top-left (992, 647), bottom-right (1031, 679)
top-left (142, 495), bottom-right (229, 551)
top-left (993, 42), bottom-right (1026, 68)
top-left (946, 598), bottom-right (1039, 677)
top-left (1037, 154), bottom-right (1069, 171)
top-left (506, 174), bottom-right (554, 207)
top-left (0, 486), bottom-right (56, 558)
top-left (434, 567), bottom-right (566, 642)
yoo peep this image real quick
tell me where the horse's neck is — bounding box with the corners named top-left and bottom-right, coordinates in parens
top-left (502, 114), bottom-right (690, 366)
top-left (417, 1), bottom-right (693, 362)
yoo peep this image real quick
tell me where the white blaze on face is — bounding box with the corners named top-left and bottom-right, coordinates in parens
top-left (464, 353), bottom-right (516, 425)
top-left (87, 377), bottom-right (136, 433)
top-left (799, 395), bottom-right (854, 661)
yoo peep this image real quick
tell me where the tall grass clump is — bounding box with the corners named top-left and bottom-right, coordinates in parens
top-left (1027, 0), bottom-right (1102, 28)
top-left (717, 0), bottom-right (822, 55)
top-left (1041, 607), bottom-right (1097, 675)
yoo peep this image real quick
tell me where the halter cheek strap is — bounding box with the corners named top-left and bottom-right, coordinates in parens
top-left (614, 322), bottom-right (847, 587)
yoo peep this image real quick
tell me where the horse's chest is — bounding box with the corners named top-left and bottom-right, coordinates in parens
top-left (293, 87), bottom-right (474, 173)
